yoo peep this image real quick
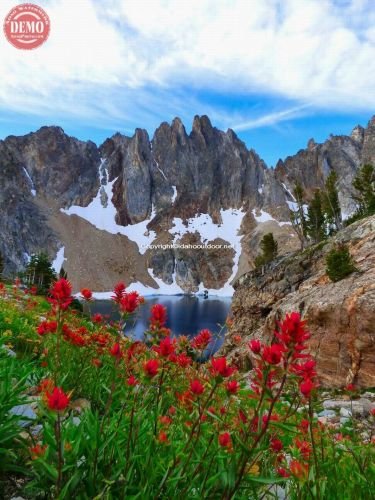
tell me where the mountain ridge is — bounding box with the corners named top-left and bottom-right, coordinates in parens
top-left (1, 114), bottom-right (374, 294)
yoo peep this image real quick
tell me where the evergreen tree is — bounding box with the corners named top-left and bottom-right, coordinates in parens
top-left (289, 182), bottom-right (307, 249)
top-left (59, 267), bottom-right (68, 279)
top-left (322, 170), bottom-right (342, 232)
top-left (305, 190), bottom-right (326, 243)
top-left (352, 164), bottom-right (375, 217)
top-left (254, 233), bottom-right (278, 268)
top-left (326, 245), bottom-right (357, 282)
top-left (24, 252), bottom-right (56, 294)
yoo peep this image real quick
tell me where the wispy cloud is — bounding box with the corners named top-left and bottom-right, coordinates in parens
top-left (231, 104), bottom-right (312, 131)
top-left (0, 0), bottom-right (374, 134)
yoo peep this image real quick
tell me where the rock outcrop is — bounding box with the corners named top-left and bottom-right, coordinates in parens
top-left (222, 215), bottom-right (375, 388)
top-left (1, 115), bottom-right (374, 293)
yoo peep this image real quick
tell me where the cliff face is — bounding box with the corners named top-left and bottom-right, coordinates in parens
top-left (222, 215), bottom-right (375, 388)
top-left (0, 115), bottom-right (374, 294)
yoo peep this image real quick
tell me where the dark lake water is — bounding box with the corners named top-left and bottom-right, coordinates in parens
top-left (90, 296), bottom-right (232, 355)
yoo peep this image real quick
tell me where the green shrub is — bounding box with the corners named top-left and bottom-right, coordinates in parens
top-left (325, 245), bottom-right (357, 282)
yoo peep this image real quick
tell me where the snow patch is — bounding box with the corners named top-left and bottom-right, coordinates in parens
top-left (53, 247), bottom-right (66, 273)
top-left (61, 160), bottom-right (156, 255)
top-left (171, 186), bottom-right (177, 203)
top-left (154, 159), bottom-right (168, 181)
top-left (281, 182), bottom-right (295, 201)
top-left (23, 167), bottom-right (36, 196)
top-left (252, 209), bottom-right (291, 227)
top-left (170, 209), bottom-right (244, 245)
top-left (88, 209), bottom-right (245, 298)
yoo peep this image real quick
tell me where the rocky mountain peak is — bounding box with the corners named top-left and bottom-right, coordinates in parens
top-left (1, 114), bottom-right (374, 295)
top-left (307, 138), bottom-right (317, 150)
top-left (351, 125), bottom-right (365, 143)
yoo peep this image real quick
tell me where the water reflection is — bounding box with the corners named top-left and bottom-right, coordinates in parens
top-left (91, 295), bottom-right (232, 355)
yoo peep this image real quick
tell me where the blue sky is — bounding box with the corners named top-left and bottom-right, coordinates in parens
top-left (0, 0), bottom-right (374, 166)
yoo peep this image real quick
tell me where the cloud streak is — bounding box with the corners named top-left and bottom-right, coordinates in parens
top-left (232, 104), bottom-right (312, 131)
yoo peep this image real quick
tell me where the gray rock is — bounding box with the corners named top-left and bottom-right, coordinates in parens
top-left (340, 407), bottom-right (352, 418)
top-left (318, 409), bottom-right (336, 418)
top-left (10, 403), bottom-right (37, 427)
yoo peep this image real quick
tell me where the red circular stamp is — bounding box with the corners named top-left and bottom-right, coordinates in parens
top-left (3, 3), bottom-right (50, 50)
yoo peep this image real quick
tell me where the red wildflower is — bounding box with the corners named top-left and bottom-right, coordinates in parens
top-left (69, 332), bottom-right (86, 346)
top-left (144, 359), bottom-right (159, 377)
top-left (92, 333), bottom-right (109, 347)
top-left (291, 359), bottom-right (317, 379)
top-left (249, 339), bottom-right (262, 354)
top-left (300, 378), bottom-right (316, 398)
top-left (275, 312), bottom-right (310, 348)
top-left (49, 279), bottom-right (73, 310)
top-left (120, 291), bottom-right (141, 313)
top-left (127, 375), bottom-right (138, 386)
top-left (191, 329), bottom-right (212, 350)
top-left (168, 406), bottom-right (176, 416)
top-left (218, 432), bottom-right (232, 448)
top-left (158, 431), bottom-right (169, 444)
top-left (290, 460), bottom-right (308, 480)
top-left (226, 380), bottom-right (240, 394)
top-left (176, 353), bottom-right (192, 368)
top-left (232, 334), bottom-right (241, 344)
top-left (92, 358), bottom-right (102, 368)
top-left (277, 467), bottom-right (290, 478)
top-left (127, 341), bottom-right (145, 361)
top-left (207, 406), bottom-right (216, 415)
top-left (110, 342), bottom-right (122, 358)
top-left (92, 313), bottom-right (103, 323)
top-left (37, 320), bottom-right (58, 336)
top-left (238, 409), bottom-right (247, 424)
top-left (154, 336), bottom-right (176, 357)
top-left (80, 288), bottom-right (93, 301)
top-left (371, 408), bottom-right (375, 417)
top-left (262, 344), bottom-right (284, 365)
top-left (38, 378), bottom-right (54, 395)
top-left (150, 304), bottom-right (167, 327)
top-left (176, 390), bottom-right (193, 408)
top-left (30, 285), bottom-right (38, 295)
top-left (46, 387), bottom-right (70, 412)
top-left (295, 439), bottom-right (311, 459)
top-left (111, 282), bottom-right (126, 303)
top-left (159, 415), bottom-right (172, 426)
top-left (270, 438), bottom-right (283, 453)
top-left (299, 419), bottom-right (309, 433)
top-left (345, 383), bottom-right (356, 392)
top-left (210, 357), bottom-right (236, 378)
top-left (190, 379), bottom-right (204, 395)
top-left (29, 443), bottom-right (47, 460)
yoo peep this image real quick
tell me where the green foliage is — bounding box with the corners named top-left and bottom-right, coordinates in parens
top-left (0, 282), bottom-right (374, 499)
top-left (305, 190), bottom-right (326, 243)
top-left (325, 244), bottom-right (358, 282)
top-left (23, 253), bottom-right (57, 294)
top-left (352, 164), bottom-right (375, 219)
top-left (254, 233), bottom-right (278, 267)
top-left (289, 182), bottom-right (307, 249)
top-left (0, 341), bottom-right (34, 494)
top-left (322, 170), bottom-right (342, 232)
